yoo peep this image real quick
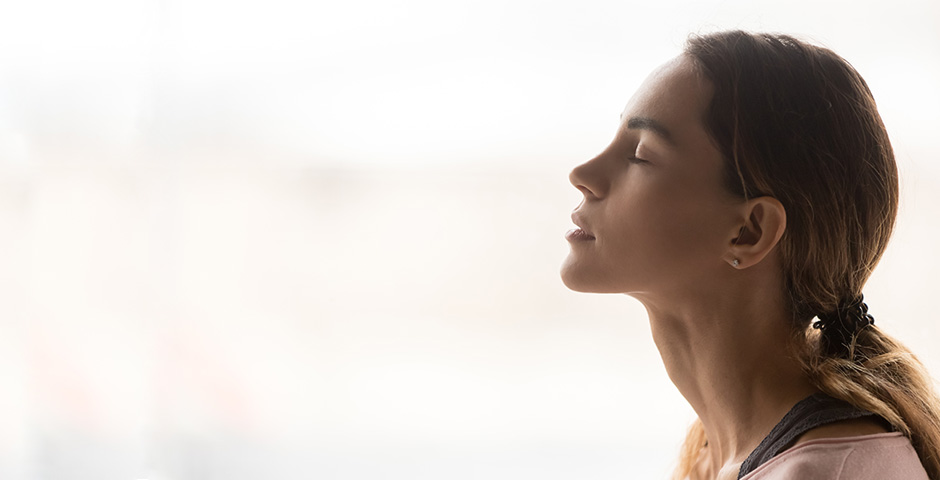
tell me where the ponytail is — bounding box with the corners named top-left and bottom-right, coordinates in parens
top-left (803, 323), bottom-right (940, 478)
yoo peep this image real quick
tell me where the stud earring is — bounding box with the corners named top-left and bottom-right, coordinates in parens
top-left (732, 258), bottom-right (740, 267)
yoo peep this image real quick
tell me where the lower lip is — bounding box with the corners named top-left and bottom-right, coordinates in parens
top-left (566, 228), bottom-right (596, 242)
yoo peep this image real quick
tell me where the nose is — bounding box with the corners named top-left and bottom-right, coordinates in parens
top-left (569, 155), bottom-right (607, 200)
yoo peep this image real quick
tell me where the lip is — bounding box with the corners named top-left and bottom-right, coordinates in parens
top-left (566, 228), bottom-right (595, 242)
top-left (568, 211), bottom-right (596, 241)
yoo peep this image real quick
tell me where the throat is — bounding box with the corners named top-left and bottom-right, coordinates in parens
top-left (645, 302), bottom-right (818, 476)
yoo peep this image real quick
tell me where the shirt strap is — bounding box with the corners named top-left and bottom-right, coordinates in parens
top-left (737, 393), bottom-right (882, 479)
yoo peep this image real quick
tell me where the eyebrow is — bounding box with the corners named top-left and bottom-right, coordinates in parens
top-left (621, 115), bottom-right (677, 146)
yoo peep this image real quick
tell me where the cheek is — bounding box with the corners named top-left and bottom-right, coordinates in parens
top-left (610, 184), bottom-right (725, 265)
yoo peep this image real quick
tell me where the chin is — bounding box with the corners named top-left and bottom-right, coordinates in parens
top-left (560, 272), bottom-right (591, 292)
top-left (560, 259), bottom-right (617, 293)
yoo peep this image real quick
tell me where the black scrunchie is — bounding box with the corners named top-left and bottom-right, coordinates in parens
top-left (813, 295), bottom-right (875, 355)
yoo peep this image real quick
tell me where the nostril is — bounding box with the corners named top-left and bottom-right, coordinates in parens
top-left (573, 181), bottom-right (603, 201)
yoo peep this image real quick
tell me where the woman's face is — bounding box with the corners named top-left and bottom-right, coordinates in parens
top-left (560, 56), bottom-right (744, 299)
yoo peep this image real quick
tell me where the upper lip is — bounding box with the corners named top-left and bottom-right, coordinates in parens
top-left (571, 211), bottom-right (596, 238)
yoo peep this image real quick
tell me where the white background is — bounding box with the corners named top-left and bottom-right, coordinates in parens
top-left (1, 0), bottom-right (938, 478)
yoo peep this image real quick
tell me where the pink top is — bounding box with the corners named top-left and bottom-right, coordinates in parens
top-left (741, 432), bottom-right (928, 479)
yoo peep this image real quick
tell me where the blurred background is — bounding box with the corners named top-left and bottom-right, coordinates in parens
top-left (1, 0), bottom-right (938, 478)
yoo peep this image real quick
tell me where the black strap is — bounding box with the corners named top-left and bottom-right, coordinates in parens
top-left (737, 393), bottom-right (880, 479)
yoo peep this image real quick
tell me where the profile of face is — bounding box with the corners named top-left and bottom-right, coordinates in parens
top-left (561, 56), bottom-right (745, 301)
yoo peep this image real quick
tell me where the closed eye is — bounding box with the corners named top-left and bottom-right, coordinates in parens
top-left (627, 155), bottom-right (648, 164)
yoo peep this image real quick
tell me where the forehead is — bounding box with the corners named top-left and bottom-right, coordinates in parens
top-left (619, 56), bottom-right (713, 145)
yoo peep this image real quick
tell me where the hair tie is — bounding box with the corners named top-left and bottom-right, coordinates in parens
top-left (812, 294), bottom-right (875, 334)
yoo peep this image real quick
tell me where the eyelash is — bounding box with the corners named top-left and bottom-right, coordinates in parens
top-left (627, 155), bottom-right (648, 164)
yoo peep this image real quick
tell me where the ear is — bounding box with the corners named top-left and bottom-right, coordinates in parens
top-left (724, 196), bottom-right (786, 269)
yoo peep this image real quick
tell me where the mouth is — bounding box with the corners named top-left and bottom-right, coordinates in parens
top-left (568, 212), bottom-right (596, 241)
top-left (565, 228), bottom-right (596, 241)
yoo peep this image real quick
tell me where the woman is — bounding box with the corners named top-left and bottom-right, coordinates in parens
top-left (561, 31), bottom-right (940, 479)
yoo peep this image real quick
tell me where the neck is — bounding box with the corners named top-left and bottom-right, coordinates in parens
top-left (636, 273), bottom-right (817, 476)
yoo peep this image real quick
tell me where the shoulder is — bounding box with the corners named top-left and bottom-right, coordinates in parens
top-left (742, 433), bottom-right (928, 480)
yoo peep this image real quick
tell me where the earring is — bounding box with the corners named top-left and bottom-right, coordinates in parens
top-left (732, 258), bottom-right (740, 267)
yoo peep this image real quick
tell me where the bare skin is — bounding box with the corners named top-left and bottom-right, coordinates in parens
top-left (561, 55), bottom-right (887, 480)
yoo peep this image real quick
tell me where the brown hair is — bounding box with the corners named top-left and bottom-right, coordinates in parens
top-left (673, 30), bottom-right (940, 479)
